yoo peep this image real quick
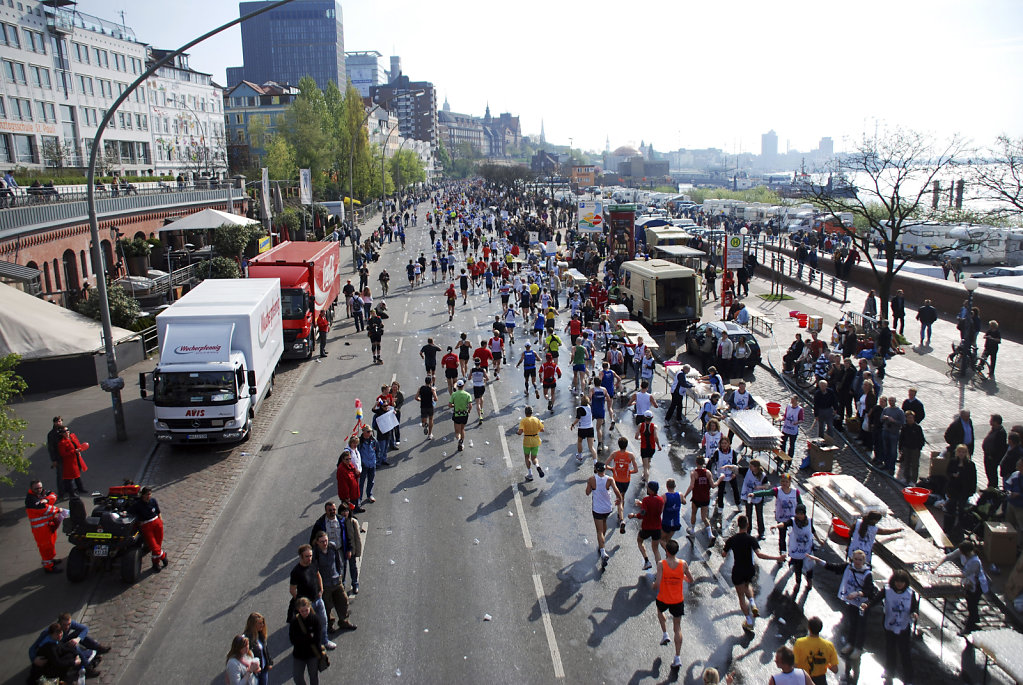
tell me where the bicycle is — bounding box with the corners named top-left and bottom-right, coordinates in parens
top-left (946, 342), bottom-right (977, 378)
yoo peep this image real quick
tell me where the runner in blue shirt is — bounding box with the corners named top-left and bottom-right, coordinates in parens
top-left (516, 343), bottom-right (540, 399)
top-left (661, 479), bottom-right (683, 550)
top-left (590, 380), bottom-right (611, 450)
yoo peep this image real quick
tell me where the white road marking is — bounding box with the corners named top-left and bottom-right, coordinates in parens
top-left (402, 309), bottom-right (409, 325)
top-left (396, 338), bottom-right (403, 354)
top-left (532, 572), bottom-right (566, 679)
top-left (498, 425), bottom-right (562, 677)
top-left (490, 384), bottom-right (500, 412)
top-left (390, 373), bottom-right (396, 384)
top-left (473, 316), bottom-right (479, 328)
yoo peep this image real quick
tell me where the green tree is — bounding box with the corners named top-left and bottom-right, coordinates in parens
top-left (436, 139), bottom-right (452, 171)
top-left (389, 149), bottom-right (425, 196)
top-left (211, 222), bottom-right (264, 261)
top-left (279, 76), bottom-right (331, 182)
top-left (196, 256), bottom-right (242, 280)
top-left (265, 136), bottom-right (297, 181)
top-left (76, 285), bottom-right (140, 329)
top-left (0, 354), bottom-right (31, 487)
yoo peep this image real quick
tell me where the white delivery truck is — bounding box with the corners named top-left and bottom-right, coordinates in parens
top-left (140, 279), bottom-right (284, 445)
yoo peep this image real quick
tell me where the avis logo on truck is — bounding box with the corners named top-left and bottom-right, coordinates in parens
top-left (174, 344), bottom-right (222, 355)
top-left (184, 409), bottom-right (206, 417)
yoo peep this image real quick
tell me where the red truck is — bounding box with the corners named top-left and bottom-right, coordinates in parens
top-left (247, 241), bottom-right (341, 360)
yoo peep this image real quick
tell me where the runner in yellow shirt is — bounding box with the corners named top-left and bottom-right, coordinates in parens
top-left (516, 406), bottom-right (545, 482)
top-left (793, 616), bottom-right (839, 685)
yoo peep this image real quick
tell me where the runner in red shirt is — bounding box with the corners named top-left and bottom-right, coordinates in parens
top-left (541, 354), bottom-right (562, 412)
top-left (441, 347), bottom-right (460, 394)
top-left (683, 456), bottom-right (714, 542)
top-left (445, 283), bottom-right (457, 321)
top-left (473, 341), bottom-right (493, 370)
top-left (566, 316), bottom-right (583, 345)
top-left (630, 481), bottom-right (665, 571)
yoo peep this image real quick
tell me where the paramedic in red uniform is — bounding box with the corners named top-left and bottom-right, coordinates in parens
top-left (25, 480), bottom-right (64, 573)
top-left (130, 487), bottom-right (169, 573)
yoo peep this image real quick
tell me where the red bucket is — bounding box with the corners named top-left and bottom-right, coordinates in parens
top-left (789, 310), bottom-right (801, 318)
top-left (902, 487), bottom-right (931, 507)
top-left (766, 402), bottom-right (782, 417)
top-left (797, 314), bottom-right (808, 328)
top-left (832, 518), bottom-right (851, 539)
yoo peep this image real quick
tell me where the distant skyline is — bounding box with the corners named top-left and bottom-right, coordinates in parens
top-left (85, 0), bottom-right (1023, 156)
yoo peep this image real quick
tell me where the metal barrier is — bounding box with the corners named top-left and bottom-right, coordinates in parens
top-left (138, 325), bottom-right (160, 357)
top-left (0, 187), bottom-right (246, 240)
top-left (766, 251), bottom-right (849, 302)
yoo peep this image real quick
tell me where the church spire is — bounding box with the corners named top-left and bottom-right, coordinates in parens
top-left (540, 119), bottom-right (546, 146)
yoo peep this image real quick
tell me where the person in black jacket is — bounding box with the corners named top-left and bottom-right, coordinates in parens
top-left (898, 410), bottom-right (925, 484)
top-left (1001, 432), bottom-right (1023, 487)
top-left (900, 388), bottom-right (925, 425)
top-left (978, 320), bottom-right (1001, 378)
top-left (981, 414), bottom-right (1007, 490)
top-left (29, 622), bottom-right (94, 682)
top-left (289, 597), bottom-right (323, 685)
top-left (944, 444), bottom-right (978, 540)
top-left (916, 299), bottom-right (938, 346)
top-left (890, 290), bottom-right (906, 335)
top-left (944, 410), bottom-right (975, 456)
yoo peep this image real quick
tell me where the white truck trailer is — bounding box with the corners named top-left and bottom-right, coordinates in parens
top-left (140, 279), bottom-right (284, 445)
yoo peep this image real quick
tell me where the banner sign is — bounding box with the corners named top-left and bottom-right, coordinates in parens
top-left (577, 200), bottom-right (604, 232)
top-left (260, 168), bottom-right (271, 221)
top-left (299, 168), bottom-right (312, 205)
top-left (258, 235), bottom-right (271, 253)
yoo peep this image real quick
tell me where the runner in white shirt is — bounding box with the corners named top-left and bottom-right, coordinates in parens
top-left (570, 395), bottom-right (598, 464)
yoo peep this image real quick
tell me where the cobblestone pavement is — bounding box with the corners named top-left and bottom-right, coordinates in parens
top-left (75, 357), bottom-right (313, 684)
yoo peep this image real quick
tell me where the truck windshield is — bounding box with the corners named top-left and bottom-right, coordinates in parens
top-left (281, 288), bottom-right (306, 320)
top-left (154, 371), bottom-right (237, 406)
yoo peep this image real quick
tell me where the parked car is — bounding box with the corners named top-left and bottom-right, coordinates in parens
top-left (972, 266), bottom-right (1023, 279)
top-left (684, 320), bottom-right (762, 372)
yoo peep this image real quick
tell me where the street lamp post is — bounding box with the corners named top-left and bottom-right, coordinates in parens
top-left (348, 104), bottom-right (380, 271)
top-left (84, 0), bottom-right (300, 440)
top-left (960, 277), bottom-right (979, 376)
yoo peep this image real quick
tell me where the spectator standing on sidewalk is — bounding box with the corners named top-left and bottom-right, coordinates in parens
top-left (24, 480), bottom-right (64, 573)
top-left (1000, 431), bottom-right (1023, 488)
top-left (56, 425), bottom-right (89, 495)
top-left (46, 416), bottom-right (65, 498)
top-left (982, 414), bottom-right (1007, 490)
top-left (899, 411), bottom-right (925, 484)
top-left (944, 444), bottom-right (978, 540)
top-left (916, 299), bottom-right (937, 346)
top-left (242, 613), bottom-right (273, 685)
top-left (811, 380), bottom-right (837, 439)
top-left (862, 289), bottom-right (877, 319)
top-left (890, 290), bottom-right (906, 336)
top-left (289, 546), bottom-right (333, 653)
top-left (979, 320), bottom-right (1001, 378)
top-left (933, 541), bottom-right (988, 633)
top-left (224, 634), bottom-right (260, 685)
top-left (288, 597), bottom-right (323, 685)
top-left (901, 388), bottom-right (925, 425)
top-left (1003, 458), bottom-right (1023, 548)
top-left (311, 531), bottom-right (356, 633)
top-left (944, 410), bottom-right (975, 456)
top-left (130, 487), bottom-right (169, 573)
top-left (879, 397), bottom-right (906, 475)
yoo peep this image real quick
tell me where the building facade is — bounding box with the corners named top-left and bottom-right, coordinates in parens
top-left (223, 80), bottom-right (299, 170)
top-left (570, 164), bottom-right (596, 187)
top-left (370, 73), bottom-right (437, 153)
top-left (437, 99), bottom-right (520, 159)
top-left (146, 49), bottom-right (226, 179)
top-left (0, 2), bottom-right (225, 178)
top-left (345, 50), bottom-right (388, 98)
top-left (232, 0), bottom-right (344, 92)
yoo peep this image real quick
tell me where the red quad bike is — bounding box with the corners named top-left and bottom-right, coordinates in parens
top-left (62, 484), bottom-right (149, 584)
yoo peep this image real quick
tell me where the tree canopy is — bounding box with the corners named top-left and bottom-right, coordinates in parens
top-left (0, 354), bottom-right (31, 487)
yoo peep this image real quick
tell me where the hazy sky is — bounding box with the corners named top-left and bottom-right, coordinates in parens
top-left (85, 0), bottom-right (1023, 155)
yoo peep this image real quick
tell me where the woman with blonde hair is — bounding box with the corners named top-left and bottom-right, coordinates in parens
top-left (224, 634), bottom-right (259, 685)
top-left (242, 612), bottom-right (272, 685)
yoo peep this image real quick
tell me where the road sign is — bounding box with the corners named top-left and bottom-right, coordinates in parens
top-left (726, 235), bottom-right (744, 270)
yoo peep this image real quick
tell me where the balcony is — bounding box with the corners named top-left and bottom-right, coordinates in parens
top-left (0, 186), bottom-right (246, 241)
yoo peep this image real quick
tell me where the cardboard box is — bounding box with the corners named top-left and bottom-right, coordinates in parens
top-left (808, 443), bottom-right (838, 472)
top-left (929, 455), bottom-right (950, 478)
top-left (983, 521), bottom-right (1018, 566)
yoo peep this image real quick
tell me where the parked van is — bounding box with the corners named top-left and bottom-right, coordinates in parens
top-left (946, 225), bottom-right (1023, 265)
top-left (617, 259), bottom-right (702, 331)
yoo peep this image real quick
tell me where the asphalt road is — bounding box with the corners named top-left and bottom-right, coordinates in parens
top-left (115, 206), bottom-right (960, 685)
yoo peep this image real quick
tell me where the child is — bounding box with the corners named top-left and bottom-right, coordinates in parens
top-left (932, 540), bottom-right (988, 633)
top-left (862, 569), bottom-right (919, 683)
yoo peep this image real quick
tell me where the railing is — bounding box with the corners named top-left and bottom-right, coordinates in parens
top-left (138, 325), bottom-right (160, 357)
top-left (0, 187), bottom-right (246, 240)
top-left (767, 253), bottom-right (849, 302)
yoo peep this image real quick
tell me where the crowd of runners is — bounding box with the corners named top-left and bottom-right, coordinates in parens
top-left (319, 182), bottom-right (990, 685)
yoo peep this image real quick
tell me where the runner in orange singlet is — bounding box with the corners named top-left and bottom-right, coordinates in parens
top-left (606, 437), bottom-right (638, 534)
top-left (653, 539), bottom-right (694, 669)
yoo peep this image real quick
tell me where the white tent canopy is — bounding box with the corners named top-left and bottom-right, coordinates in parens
top-left (0, 283), bottom-right (136, 359)
top-left (158, 208), bottom-right (259, 233)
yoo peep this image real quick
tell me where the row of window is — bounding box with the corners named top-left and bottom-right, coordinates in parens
top-left (0, 22), bottom-right (46, 53)
top-left (71, 40), bottom-right (143, 75)
top-left (1, 96), bottom-right (55, 122)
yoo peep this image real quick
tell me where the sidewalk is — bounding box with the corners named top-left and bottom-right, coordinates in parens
top-left (0, 357), bottom-right (156, 680)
